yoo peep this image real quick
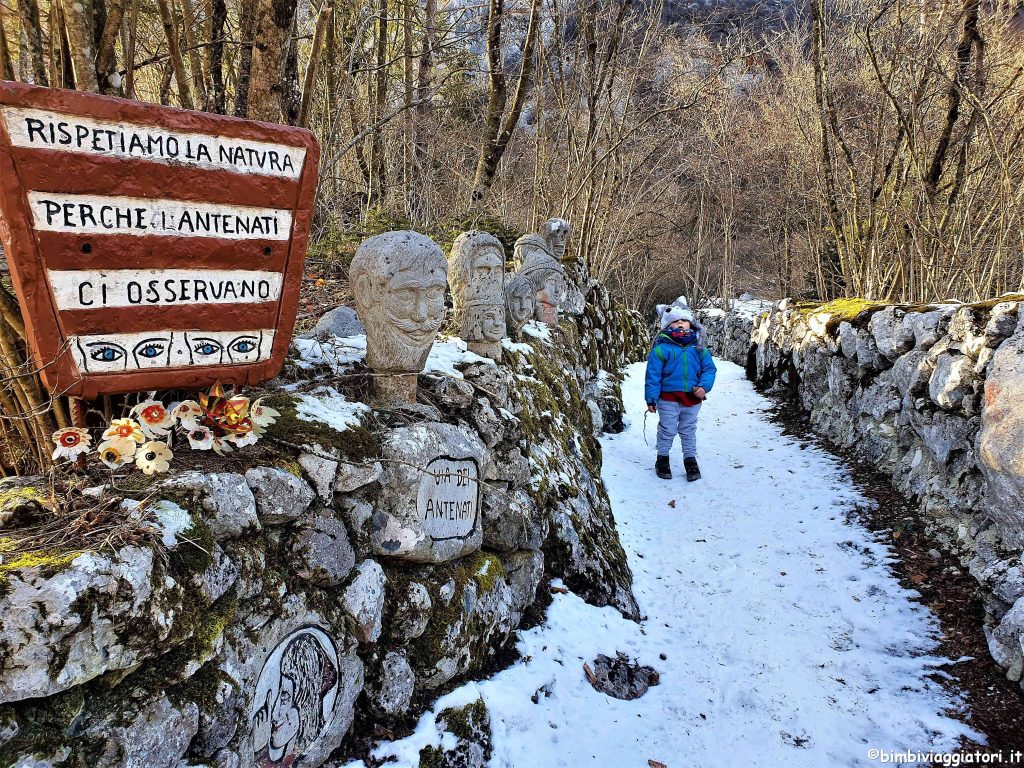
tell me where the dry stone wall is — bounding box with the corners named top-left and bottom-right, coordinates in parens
top-left (0, 260), bottom-right (646, 768)
top-left (698, 295), bottom-right (1024, 691)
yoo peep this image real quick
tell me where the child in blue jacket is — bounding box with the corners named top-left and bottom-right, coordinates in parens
top-left (645, 306), bottom-right (717, 481)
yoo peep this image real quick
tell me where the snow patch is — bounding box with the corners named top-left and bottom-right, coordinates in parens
top-left (424, 336), bottom-right (494, 379)
top-left (294, 387), bottom-right (370, 432)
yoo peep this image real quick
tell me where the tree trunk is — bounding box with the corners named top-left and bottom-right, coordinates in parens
top-left (96, 0), bottom-right (127, 94)
top-left (414, 0), bottom-right (435, 168)
top-left (156, 0), bottom-right (194, 109)
top-left (121, 0), bottom-right (138, 98)
top-left (402, 0), bottom-right (414, 206)
top-left (178, 0), bottom-right (209, 109)
top-left (62, 0), bottom-right (100, 91)
top-left (280, 14), bottom-right (301, 125)
top-left (809, 0), bottom-right (845, 298)
top-left (367, 0), bottom-right (388, 205)
top-left (247, 0), bottom-right (298, 123)
top-left (0, 3), bottom-right (15, 81)
top-left (234, 0), bottom-right (257, 116)
top-left (210, 0), bottom-right (227, 112)
top-left (18, 0), bottom-right (48, 85)
top-left (299, 3), bottom-right (332, 128)
top-left (471, 0), bottom-right (541, 202)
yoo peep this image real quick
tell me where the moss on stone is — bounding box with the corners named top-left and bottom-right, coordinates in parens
top-left (465, 551), bottom-right (506, 594)
top-left (120, 590), bottom-right (238, 696)
top-left (168, 516), bottom-right (215, 577)
top-left (417, 698), bottom-right (492, 767)
top-left (0, 484), bottom-right (48, 514)
top-left (261, 394), bottom-right (380, 462)
top-left (0, 545), bottom-right (84, 576)
top-left (0, 686), bottom-right (84, 766)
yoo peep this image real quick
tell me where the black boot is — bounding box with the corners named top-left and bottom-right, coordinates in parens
top-left (655, 455), bottom-right (672, 479)
top-left (684, 457), bottom-right (701, 482)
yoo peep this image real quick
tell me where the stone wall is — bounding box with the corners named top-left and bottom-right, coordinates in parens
top-left (0, 273), bottom-right (647, 767)
top-left (698, 295), bottom-right (1024, 691)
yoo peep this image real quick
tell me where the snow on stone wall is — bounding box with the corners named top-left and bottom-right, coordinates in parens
top-left (698, 295), bottom-right (1024, 692)
top-left (0, 268), bottom-right (648, 768)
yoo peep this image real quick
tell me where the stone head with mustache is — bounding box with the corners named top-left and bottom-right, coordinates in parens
top-left (351, 231), bottom-right (448, 379)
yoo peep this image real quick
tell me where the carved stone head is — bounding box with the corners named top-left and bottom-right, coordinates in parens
top-left (350, 231), bottom-right (448, 376)
top-left (504, 273), bottom-right (536, 340)
top-left (448, 231), bottom-right (506, 359)
top-left (514, 234), bottom-right (566, 325)
top-left (542, 217), bottom-right (572, 259)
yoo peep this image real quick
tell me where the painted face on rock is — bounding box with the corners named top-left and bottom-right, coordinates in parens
top-left (384, 269), bottom-right (447, 346)
top-left (270, 676), bottom-right (300, 751)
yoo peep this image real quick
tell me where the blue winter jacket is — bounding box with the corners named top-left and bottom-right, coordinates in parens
top-left (644, 332), bottom-right (717, 405)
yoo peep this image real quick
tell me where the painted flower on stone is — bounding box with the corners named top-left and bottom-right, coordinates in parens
top-left (185, 424), bottom-right (215, 450)
top-left (135, 441), bottom-right (173, 475)
top-left (171, 400), bottom-right (203, 428)
top-left (102, 418), bottom-right (145, 444)
top-left (228, 430), bottom-right (259, 448)
top-left (212, 437), bottom-right (234, 456)
top-left (132, 400), bottom-right (173, 438)
top-left (51, 427), bottom-right (92, 461)
top-left (250, 398), bottom-right (280, 431)
top-left (97, 438), bottom-right (136, 469)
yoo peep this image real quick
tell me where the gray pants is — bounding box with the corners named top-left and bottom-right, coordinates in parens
top-left (656, 399), bottom-right (702, 458)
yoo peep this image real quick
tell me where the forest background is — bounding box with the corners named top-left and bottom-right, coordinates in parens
top-left (0, 0), bottom-right (1022, 471)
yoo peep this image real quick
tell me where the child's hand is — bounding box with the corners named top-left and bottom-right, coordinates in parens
top-left (693, 387), bottom-right (707, 400)
top-left (647, 404), bottom-right (657, 414)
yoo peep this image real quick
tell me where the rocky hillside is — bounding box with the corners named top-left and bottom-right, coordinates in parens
top-left (0, 265), bottom-right (647, 768)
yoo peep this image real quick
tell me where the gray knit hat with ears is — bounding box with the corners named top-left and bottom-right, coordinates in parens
top-left (656, 304), bottom-right (696, 330)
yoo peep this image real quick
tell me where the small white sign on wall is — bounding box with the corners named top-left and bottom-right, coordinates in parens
top-left (417, 456), bottom-right (480, 541)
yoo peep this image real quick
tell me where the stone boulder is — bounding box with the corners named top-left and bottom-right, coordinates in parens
top-left (418, 698), bottom-right (492, 768)
top-left (0, 496), bottom-right (211, 705)
top-left (869, 306), bottom-right (915, 360)
top-left (341, 559), bottom-right (386, 644)
top-left (366, 650), bottom-right (415, 717)
top-left (987, 597), bottom-right (1024, 682)
top-left (979, 323), bottom-right (1024, 547)
top-left (370, 422), bottom-right (487, 563)
top-left (300, 305), bottom-right (365, 340)
top-left (929, 352), bottom-right (978, 411)
top-left (244, 467), bottom-right (315, 525)
top-left (289, 514), bottom-right (356, 586)
top-left (213, 596), bottom-right (363, 768)
top-left (409, 550), bottom-right (543, 690)
top-left (160, 472), bottom-right (260, 539)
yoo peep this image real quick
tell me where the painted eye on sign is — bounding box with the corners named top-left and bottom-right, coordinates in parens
top-left (0, 81), bottom-right (319, 398)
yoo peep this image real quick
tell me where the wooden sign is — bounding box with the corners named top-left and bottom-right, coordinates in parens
top-left (0, 81), bottom-right (319, 398)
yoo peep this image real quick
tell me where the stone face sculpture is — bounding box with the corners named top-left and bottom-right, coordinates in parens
top-left (514, 233), bottom-right (567, 325)
top-left (504, 273), bottom-right (536, 341)
top-left (350, 231), bottom-right (448, 405)
top-left (542, 217), bottom-right (572, 260)
top-left (448, 231), bottom-right (506, 361)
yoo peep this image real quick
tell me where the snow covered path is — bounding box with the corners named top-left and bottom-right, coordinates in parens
top-left (356, 360), bottom-right (980, 768)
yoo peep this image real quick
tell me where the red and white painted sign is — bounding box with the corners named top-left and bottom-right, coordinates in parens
top-left (0, 81), bottom-right (319, 398)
